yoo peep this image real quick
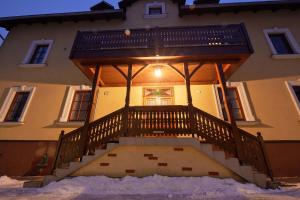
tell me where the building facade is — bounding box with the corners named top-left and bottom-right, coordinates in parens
top-left (0, 0), bottom-right (299, 181)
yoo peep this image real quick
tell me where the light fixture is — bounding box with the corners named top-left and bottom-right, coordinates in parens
top-left (154, 66), bottom-right (162, 77)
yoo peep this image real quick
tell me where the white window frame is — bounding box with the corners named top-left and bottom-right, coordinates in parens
top-left (58, 85), bottom-right (92, 123)
top-left (212, 82), bottom-right (255, 122)
top-left (0, 85), bottom-right (36, 124)
top-left (286, 80), bottom-right (300, 116)
top-left (263, 28), bottom-right (300, 59)
top-left (144, 2), bottom-right (167, 19)
top-left (20, 39), bottom-right (54, 68)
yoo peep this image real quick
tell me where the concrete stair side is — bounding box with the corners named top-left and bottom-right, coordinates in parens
top-left (42, 143), bottom-right (119, 186)
top-left (38, 137), bottom-right (269, 188)
top-left (190, 141), bottom-right (267, 188)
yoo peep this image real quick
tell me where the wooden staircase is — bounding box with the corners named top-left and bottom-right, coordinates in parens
top-left (41, 105), bottom-right (273, 188)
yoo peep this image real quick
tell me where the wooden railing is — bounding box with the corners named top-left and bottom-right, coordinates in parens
top-left (53, 105), bottom-right (272, 178)
top-left (128, 105), bottom-right (190, 136)
top-left (70, 24), bottom-right (253, 59)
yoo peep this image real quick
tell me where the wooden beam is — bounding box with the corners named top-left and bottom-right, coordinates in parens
top-left (168, 64), bottom-right (185, 79)
top-left (215, 62), bottom-right (245, 162)
top-left (111, 64), bottom-right (127, 80)
top-left (184, 62), bottom-right (193, 106)
top-left (124, 64), bottom-right (132, 137)
top-left (190, 62), bottom-right (205, 78)
top-left (98, 66), bottom-right (105, 86)
top-left (132, 64), bottom-right (149, 80)
top-left (82, 64), bottom-right (101, 156)
top-left (125, 64), bottom-right (132, 107)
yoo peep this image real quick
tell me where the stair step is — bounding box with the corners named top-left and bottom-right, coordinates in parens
top-left (23, 180), bottom-right (43, 188)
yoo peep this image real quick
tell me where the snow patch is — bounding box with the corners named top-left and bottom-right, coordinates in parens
top-left (0, 175), bottom-right (300, 200)
top-left (0, 176), bottom-right (24, 188)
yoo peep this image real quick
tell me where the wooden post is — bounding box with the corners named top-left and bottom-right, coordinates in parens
top-left (123, 64), bottom-right (132, 136)
top-left (215, 62), bottom-right (244, 162)
top-left (257, 132), bottom-right (274, 181)
top-left (82, 64), bottom-right (101, 156)
top-left (184, 62), bottom-right (195, 137)
top-left (184, 62), bottom-right (193, 107)
top-left (51, 130), bottom-right (64, 174)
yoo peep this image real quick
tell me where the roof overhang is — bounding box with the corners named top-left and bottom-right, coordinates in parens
top-left (0, 10), bottom-right (124, 30)
top-left (180, 0), bottom-right (300, 16)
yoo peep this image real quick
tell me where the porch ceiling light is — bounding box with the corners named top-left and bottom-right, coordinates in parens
top-left (154, 66), bottom-right (162, 77)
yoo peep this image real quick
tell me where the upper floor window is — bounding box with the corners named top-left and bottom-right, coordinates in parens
top-left (144, 2), bottom-right (167, 18)
top-left (149, 6), bottom-right (162, 15)
top-left (213, 82), bottom-right (255, 123)
top-left (286, 81), bottom-right (300, 116)
top-left (0, 86), bottom-right (36, 124)
top-left (29, 44), bottom-right (49, 64)
top-left (21, 39), bottom-right (53, 67)
top-left (59, 85), bottom-right (92, 124)
top-left (264, 28), bottom-right (300, 59)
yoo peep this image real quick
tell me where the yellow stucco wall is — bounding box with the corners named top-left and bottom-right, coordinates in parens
top-left (72, 145), bottom-right (241, 180)
top-left (0, 0), bottom-right (299, 140)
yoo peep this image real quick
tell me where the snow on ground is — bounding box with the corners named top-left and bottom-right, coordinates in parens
top-left (0, 175), bottom-right (300, 200)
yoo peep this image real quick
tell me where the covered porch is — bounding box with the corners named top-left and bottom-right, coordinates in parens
top-left (51, 23), bottom-right (273, 182)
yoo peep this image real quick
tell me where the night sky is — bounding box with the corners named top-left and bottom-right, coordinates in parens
top-left (0, 0), bottom-right (271, 45)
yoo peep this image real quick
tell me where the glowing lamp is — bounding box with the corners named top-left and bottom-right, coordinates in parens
top-left (154, 67), bottom-right (162, 77)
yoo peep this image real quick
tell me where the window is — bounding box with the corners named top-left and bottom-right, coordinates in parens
top-left (213, 82), bottom-right (255, 122)
top-left (149, 6), bottom-right (162, 15)
top-left (29, 44), bottom-right (49, 64)
top-left (21, 39), bottom-right (53, 67)
top-left (144, 2), bottom-right (166, 18)
top-left (217, 87), bottom-right (245, 121)
top-left (286, 81), bottom-right (300, 115)
top-left (264, 28), bottom-right (300, 58)
top-left (0, 86), bottom-right (36, 124)
top-left (59, 85), bottom-right (92, 124)
top-left (4, 92), bottom-right (30, 122)
top-left (68, 91), bottom-right (91, 121)
top-left (143, 87), bottom-right (174, 106)
top-left (268, 34), bottom-right (293, 55)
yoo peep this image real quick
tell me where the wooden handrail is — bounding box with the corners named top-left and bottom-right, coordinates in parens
top-left (53, 105), bottom-right (271, 177)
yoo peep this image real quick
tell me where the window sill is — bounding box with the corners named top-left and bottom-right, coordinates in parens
top-left (272, 54), bottom-right (300, 59)
top-left (144, 13), bottom-right (167, 19)
top-left (236, 121), bottom-right (259, 126)
top-left (56, 121), bottom-right (84, 127)
top-left (19, 63), bottom-right (47, 68)
top-left (0, 122), bottom-right (24, 126)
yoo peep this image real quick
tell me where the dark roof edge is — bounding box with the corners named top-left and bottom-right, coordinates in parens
top-left (0, 9), bottom-right (124, 30)
top-left (180, 0), bottom-right (300, 15)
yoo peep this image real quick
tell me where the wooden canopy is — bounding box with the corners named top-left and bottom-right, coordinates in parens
top-left (70, 24), bottom-right (253, 86)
